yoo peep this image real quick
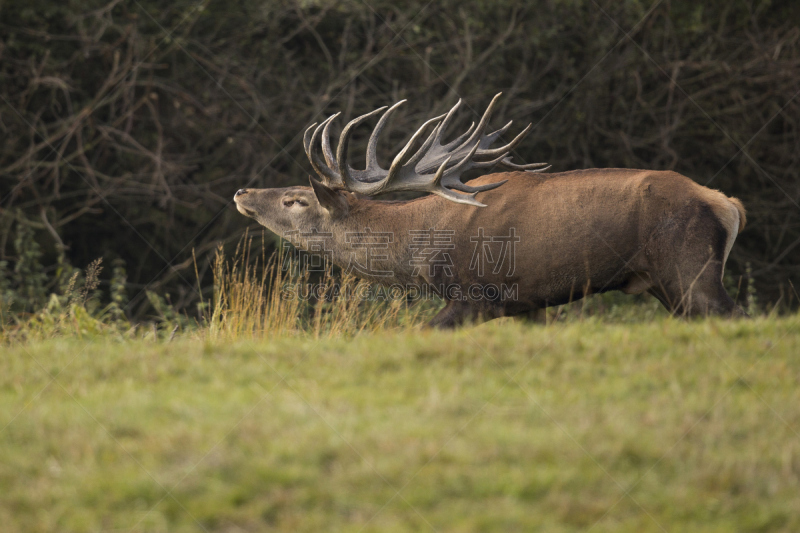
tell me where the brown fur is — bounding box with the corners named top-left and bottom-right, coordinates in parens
top-left (235, 168), bottom-right (747, 327)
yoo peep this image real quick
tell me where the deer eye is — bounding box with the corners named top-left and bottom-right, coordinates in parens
top-left (283, 198), bottom-right (309, 208)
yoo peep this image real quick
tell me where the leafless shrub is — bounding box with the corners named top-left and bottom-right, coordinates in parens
top-left (0, 0), bottom-right (798, 316)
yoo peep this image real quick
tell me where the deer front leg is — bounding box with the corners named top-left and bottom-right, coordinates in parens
top-left (428, 300), bottom-right (483, 329)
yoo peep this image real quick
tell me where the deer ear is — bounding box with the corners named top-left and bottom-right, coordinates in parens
top-left (309, 176), bottom-right (348, 214)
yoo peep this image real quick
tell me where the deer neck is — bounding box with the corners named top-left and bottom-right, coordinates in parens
top-left (322, 197), bottom-right (439, 284)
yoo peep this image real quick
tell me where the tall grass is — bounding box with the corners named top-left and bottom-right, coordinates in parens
top-left (1, 229), bottom-right (778, 345)
top-left (201, 233), bottom-right (436, 340)
top-left (0, 258), bottom-right (133, 343)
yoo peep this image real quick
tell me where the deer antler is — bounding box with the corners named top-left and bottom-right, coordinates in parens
top-left (302, 93), bottom-right (549, 207)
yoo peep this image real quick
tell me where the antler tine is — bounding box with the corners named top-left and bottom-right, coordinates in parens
top-left (413, 93), bottom-right (505, 175)
top-left (445, 151), bottom-right (511, 193)
top-left (428, 156), bottom-right (487, 207)
top-left (472, 117), bottom-right (549, 173)
top-left (321, 112), bottom-right (341, 173)
top-left (439, 121), bottom-right (540, 192)
top-left (404, 113), bottom-right (447, 168)
top-left (475, 122), bottom-right (532, 159)
top-left (433, 187), bottom-right (485, 206)
top-left (434, 137), bottom-right (507, 196)
top-left (365, 101), bottom-right (402, 172)
top-left (429, 98), bottom-right (462, 149)
top-left (451, 92), bottom-right (503, 156)
top-left (498, 159), bottom-right (551, 172)
top-left (380, 114), bottom-right (446, 191)
top-left (442, 135), bottom-right (482, 178)
top-left (430, 156), bottom-right (450, 188)
top-left (307, 114), bottom-right (342, 187)
top-left (303, 122), bottom-right (317, 154)
top-left (336, 106), bottom-right (391, 191)
top-left (410, 99), bottom-right (474, 171)
top-left (434, 108), bottom-right (530, 194)
top-left (442, 121), bottom-right (475, 152)
top-left (451, 179), bottom-right (509, 194)
top-left (479, 120), bottom-right (513, 150)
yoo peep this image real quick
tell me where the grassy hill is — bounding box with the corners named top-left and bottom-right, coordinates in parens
top-left (2, 316), bottom-right (799, 532)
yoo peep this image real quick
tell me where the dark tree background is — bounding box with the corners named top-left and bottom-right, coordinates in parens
top-left (1, 0), bottom-right (799, 316)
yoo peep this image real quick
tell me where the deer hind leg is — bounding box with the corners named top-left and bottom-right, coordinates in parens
top-left (659, 267), bottom-right (742, 317)
top-left (648, 201), bottom-right (746, 318)
top-left (652, 245), bottom-right (745, 317)
top-left (519, 308), bottom-right (547, 325)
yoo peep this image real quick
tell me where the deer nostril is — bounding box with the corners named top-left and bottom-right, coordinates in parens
top-left (235, 189), bottom-right (248, 198)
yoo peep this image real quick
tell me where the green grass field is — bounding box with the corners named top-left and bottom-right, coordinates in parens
top-left (2, 316), bottom-right (799, 532)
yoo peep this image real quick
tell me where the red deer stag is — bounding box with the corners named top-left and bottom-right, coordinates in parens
top-left (235, 94), bottom-right (747, 327)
